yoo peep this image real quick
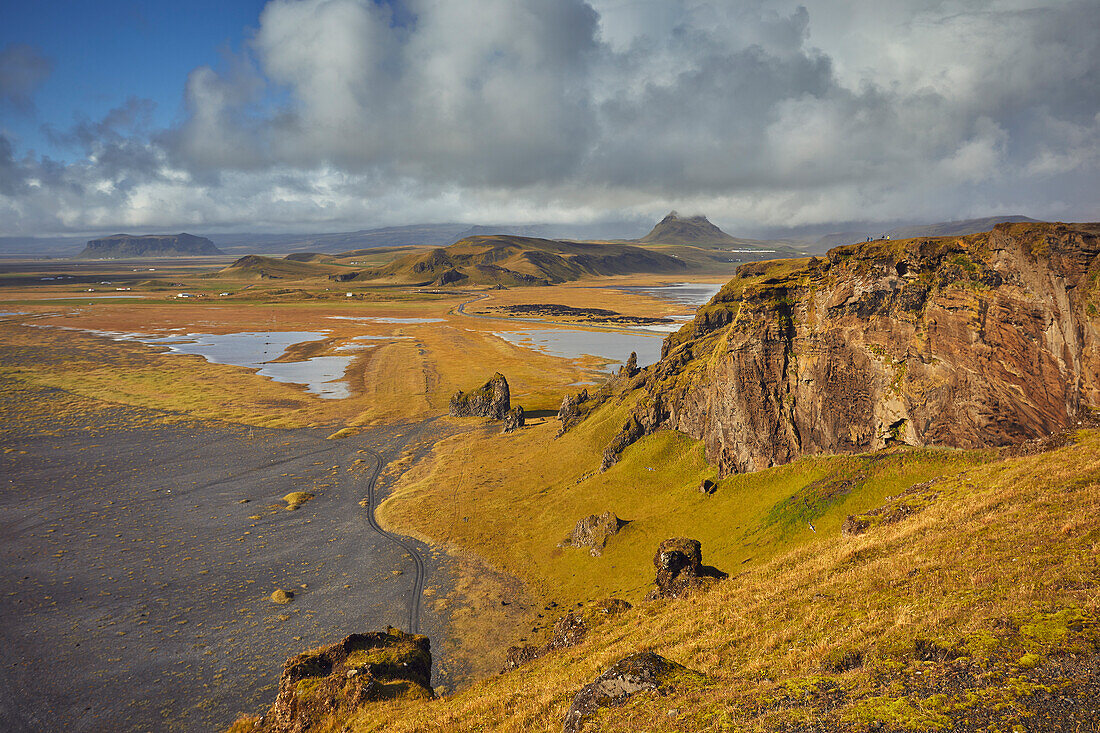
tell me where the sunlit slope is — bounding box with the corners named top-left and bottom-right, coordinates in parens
top-left (359, 429), bottom-right (1100, 731)
top-left (356, 235), bottom-right (688, 286)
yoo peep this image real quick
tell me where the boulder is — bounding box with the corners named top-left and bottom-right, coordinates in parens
top-left (563, 511), bottom-right (624, 556)
top-left (645, 538), bottom-right (727, 600)
top-left (562, 652), bottom-right (705, 733)
top-left (449, 373), bottom-right (510, 419)
top-left (502, 405), bottom-right (525, 433)
top-left (248, 628), bottom-right (432, 733)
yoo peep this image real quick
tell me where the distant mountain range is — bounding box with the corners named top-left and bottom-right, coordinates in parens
top-left (0, 214), bottom-right (1048, 258)
top-left (216, 234), bottom-right (689, 287)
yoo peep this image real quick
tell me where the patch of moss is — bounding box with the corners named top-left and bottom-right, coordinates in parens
top-left (295, 675), bottom-right (325, 698)
top-left (1018, 608), bottom-right (1093, 645)
top-left (283, 491), bottom-right (314, 510)
top-left (846, 695), bottom-right (951, 731)
top-left (270, 589), bottom-right (294, 604)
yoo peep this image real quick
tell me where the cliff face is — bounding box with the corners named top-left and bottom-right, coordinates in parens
top-left (78, 233), bottom-right (222, 258)
top-left (627, 223), bottom-right (1100, 475)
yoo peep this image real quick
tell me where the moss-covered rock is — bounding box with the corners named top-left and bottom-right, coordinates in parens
top-left (248, 628), bottom-right (432, 733)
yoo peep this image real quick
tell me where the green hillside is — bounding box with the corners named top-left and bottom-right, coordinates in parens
top-left (352, 234), bottom-right (688, 286)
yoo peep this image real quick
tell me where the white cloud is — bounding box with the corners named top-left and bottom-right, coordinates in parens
top-left (1, 0), bottom-right (1098, 236)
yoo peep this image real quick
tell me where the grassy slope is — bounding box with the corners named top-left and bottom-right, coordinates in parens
top-left (341, 429), bottom-right (1100, 731)
top-left (379, 393), bottom-right (990, 632)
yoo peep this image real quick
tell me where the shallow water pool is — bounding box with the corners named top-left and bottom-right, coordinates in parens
top-left (493, 328), bottom-right (664, 370)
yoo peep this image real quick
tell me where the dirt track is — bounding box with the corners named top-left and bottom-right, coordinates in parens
top-left (0, 379), bottom-right (440, 732)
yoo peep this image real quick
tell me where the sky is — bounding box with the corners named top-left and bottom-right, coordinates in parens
top-left (1, 0), bottom-right (1098, 237)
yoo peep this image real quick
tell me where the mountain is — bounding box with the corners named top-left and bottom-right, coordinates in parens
top-left (212, 254), bottom-right (343, 280)
top-left (812, 215), bottom-right (1040, 250)
top-left (638, 211), bottom-right (738, 245)
top-left (77, 233), bottom-right (223, 258)
top-left (599, 221), bottom-right (1100, 475)
top-left (354, 234), bottom-right (687, 287)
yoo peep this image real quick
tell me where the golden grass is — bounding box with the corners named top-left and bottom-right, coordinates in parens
top-left (379, 406), bottom-right (988, 623)
top-left (332, 430), bottom-right (1100, 732)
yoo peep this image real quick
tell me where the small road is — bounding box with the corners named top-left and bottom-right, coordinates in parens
top-left (360, 447), bottom-right (426, 635)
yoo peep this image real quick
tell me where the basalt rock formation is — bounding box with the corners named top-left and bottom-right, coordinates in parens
top-left (602, 222), bottom-right (1100, 476)
top-left (502, 405), bottom-right (525, 433)
top-left (78, 233), bottom-right (222, 258)
top-left (243, 629), bottom-right (432, 733)
top-left (449, 373), bottom-right (510, 420)
top-left (645, 538), bottom-right (727, 600)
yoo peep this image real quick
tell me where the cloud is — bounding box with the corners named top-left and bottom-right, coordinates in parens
top-left (2, 0), bottom-right (1099, 235)
top-left (0, 43), bottom-right (53, 113)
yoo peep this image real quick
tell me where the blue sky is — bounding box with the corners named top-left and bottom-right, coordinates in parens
top-left (1, 0), bottom-right (266, 161)
top-left (1, 0), bottom-right (1098, 237)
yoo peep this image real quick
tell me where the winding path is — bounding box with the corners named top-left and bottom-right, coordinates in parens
top-left (360, 447), bottom-right (426, 635)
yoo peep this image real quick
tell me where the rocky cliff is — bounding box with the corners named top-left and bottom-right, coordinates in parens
top-left (78, 233), bottom-right (222, 258)
top-left (604, 222), bottom-right (1100, 475)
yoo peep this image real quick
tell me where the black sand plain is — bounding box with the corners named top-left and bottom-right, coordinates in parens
top-left (0, 376), bottom-right (444, 732)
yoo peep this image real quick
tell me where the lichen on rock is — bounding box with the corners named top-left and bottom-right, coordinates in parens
top-left (561, 652), bottom-right (706, 733)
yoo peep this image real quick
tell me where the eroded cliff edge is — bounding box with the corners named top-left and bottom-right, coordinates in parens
top-left (602, 222), bottom-right (1100, 475)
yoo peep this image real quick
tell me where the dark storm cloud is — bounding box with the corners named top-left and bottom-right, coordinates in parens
top-left (1, 0), bottom-right (1098, 235)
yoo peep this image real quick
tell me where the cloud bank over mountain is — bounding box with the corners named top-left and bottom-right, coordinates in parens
top-left (1, 0), bottom-right (1098, 235)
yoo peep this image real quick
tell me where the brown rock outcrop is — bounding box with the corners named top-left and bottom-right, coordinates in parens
top-left (562, 652), bottom-right (706, 733)
top-left (562, 511), bottom-right (624, 556)
top-left (245, 629), bottom-right (432, 733)
top-left (502, 405), bottom-right (525, 433)
top-left (645, 538), bottom-right (727, 600)
top-left (604, 223), bottom-right (1100, 475)
top-left (449, 372), bottom-right (510, 420)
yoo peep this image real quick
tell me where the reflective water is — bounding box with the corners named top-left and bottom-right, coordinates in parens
top-left (619, 282), bottom-right (724, 307)
top-left (134, 331), bottom-right (353, 399)
top-left (493, 328), bottom-right (664, 370)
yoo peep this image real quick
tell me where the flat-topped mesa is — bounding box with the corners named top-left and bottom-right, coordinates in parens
top-left (77, 233), bottom-right (223, 258)
top-left (602, 222), bottom-right (1100, 476)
